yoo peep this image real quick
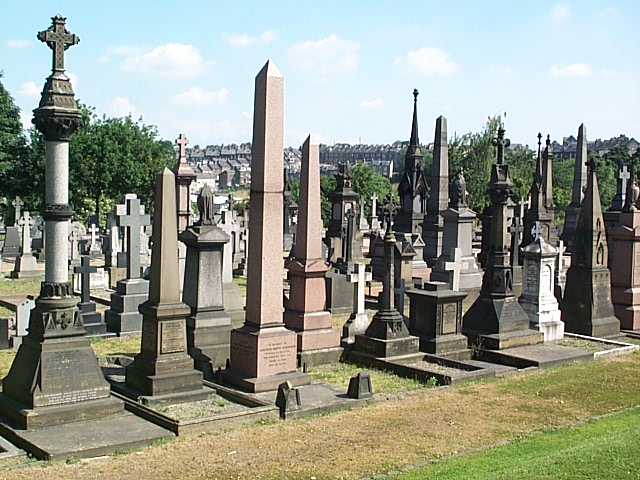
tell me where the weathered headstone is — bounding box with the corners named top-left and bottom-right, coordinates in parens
top-left (11, 196), bottom-right (24, 227)
top-left (518, 237), bottom-right (564, 341)
top-left (219, 209), bottom-right (246, 328)
top-left (179, 184), bottom-right (232, 378)
top-left (284, 135), bottom-right (341, 366)
top-left (561, 158), bottom-right (620, 337)
top-left (462, 127), bottom-right (544, 349)
top-left (224, 59), bottom-right (309, 392)
top-left (11, 211), bottom-right (40, 279)
top-left (343, 262), bottom-right (372, 347)
top-left (1, 227), bottom-right (21, 257)
top-left (74, 255), bottom-right (105, 335)
top-left (105, 196), bottom-right (150, 335)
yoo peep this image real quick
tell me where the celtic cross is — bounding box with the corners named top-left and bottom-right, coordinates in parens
top-left (492, 127), bottom-right (511, 165)
top-left (37, 14), bottom-right (80, 74)
top-left (380, 194), bottom-right (399, 232)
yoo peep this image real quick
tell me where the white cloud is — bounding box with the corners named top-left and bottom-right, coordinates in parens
top-left (174, 112), bottom-right (252, 144)
top-left (19, 111), bottom-right (32, 131)
top-left (18, 81), bottom-right (40, 99)
top-left (222, 30), bottom-right (277, 47)
top-left (549, 63), bottom-right (593, 77)
top-left (120, 43), bottom-right (213, 78)
top-left (106, 97), bottom-right (140, 118)
top-left (403, 46), bottom-right (459, 76)
top-left (98, 44), bottom-right (145, 63)
top-left (550, 4), bottom-right (570, 22)
top-left (170, 87), bottom-right (229, 107)
top-left (600, 7), bottom-right (618, 18)
top-left (360, 98), bottom-right (384, 110)
top-left (6, 39), bottom-right (31, 49)
top-left (66, 72), bottom-right (79, 88)
top-left (289, 34), bottom-right (359, 79)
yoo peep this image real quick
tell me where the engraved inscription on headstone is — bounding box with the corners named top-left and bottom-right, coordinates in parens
top-left (525, 264), bottom-right (539, 294)
top-left (442, 304), bottom-right (457, 335)
top-left (160, 320), bottom-right (186, 354)
top-left (40, 350), bottom-right (104, 405)
top-left (262, 339), bottom-right (295, 369)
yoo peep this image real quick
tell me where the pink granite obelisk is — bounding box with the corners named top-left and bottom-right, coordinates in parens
top-left (226, 60), bottom-right (309, 392)
top-left (285, 135), bottom-right (341, 366)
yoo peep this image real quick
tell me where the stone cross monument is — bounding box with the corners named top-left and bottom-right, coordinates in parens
top-left (173, 133), bottom-right (196, 233)
top-left (11, 196), bottom-right (23, 226)
top-left (343, 262), bottom-right (372, 346)
top-left (0, 14), bottom-right (123, 430)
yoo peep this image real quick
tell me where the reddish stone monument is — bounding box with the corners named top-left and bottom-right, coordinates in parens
top-left (609, 159), bottom-right (640, 330)
top-left (284, 135), bottom-right (341, 366)
top-left (225, 60), bottom-right (309, 392)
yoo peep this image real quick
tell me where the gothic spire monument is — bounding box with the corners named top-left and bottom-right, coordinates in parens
top-left (462, 127), bottom-right (544, 350)
top-left (394, 89), bottom-right (428, 234)
top-left (561, 124), bottom-right (589, 252)
top-left (0, 14), bottom-right (124, 430)
top-left (560, 158), bottom-right (620, 337)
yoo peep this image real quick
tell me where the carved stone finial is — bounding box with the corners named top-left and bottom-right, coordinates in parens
top-left (197, 184), bottom-right (216, 226)
top-left (37, 14), bottom-right (80, 75)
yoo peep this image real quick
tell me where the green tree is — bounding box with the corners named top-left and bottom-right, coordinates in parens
top-left (448, 116), bottom-right (502, 211)
top-left (0, 72), bottom-right (31, 223)
top-left (552, 158), bottom-right (575, 224)
top-left (320, 173), bottom-right (336, 228)
top-left (350, 164), bottom-right (394, 218)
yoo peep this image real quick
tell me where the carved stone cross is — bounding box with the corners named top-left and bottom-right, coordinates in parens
top-left (17, 211), bottom-right (34, 254)
top-left (74, 255), bottom-right (97, 304)
top-left (380, 194), bottom-right (399, 232)
top-left (531, 221), bottom-right (544, 241)
top-left (116, 197), bottom-right (151, 279)
top-left (347, 262), bottom-right (372, 316)
top-left (492, 127), bottom-right (511, 165)
top-left (89, 223), bottom-right (99, 247)
top-left (37, 14), bottom-right (80, 74)
top-left (175, 133), bottom-right (189, 161)
top-left (443, 247), bottom-right (467, 292)
top-left (12, 196), bottom-right (24, 227)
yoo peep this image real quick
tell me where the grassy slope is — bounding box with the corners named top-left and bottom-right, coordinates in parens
top-left (397, 407), bottom-right (640, 479)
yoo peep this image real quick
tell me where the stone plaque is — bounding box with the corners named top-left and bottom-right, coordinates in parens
top-left (541, 264), bottom-right (552, 294)
top-left (442, 304), bottom-right (457, 335)
top-left (160, 320), bottom-right (186, 354)
top-left (525, 263), bottom-right (539, 295)
top-left (40, 349), bottom-right (106, 406)
top-left (262, 338), bottom-right (295, 369)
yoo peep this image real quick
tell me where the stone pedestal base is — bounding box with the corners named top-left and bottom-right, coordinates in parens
top-left (108, 267), bottom-right (126, 289)
top-left (10, 254), bottom-right (41, 279)
top-left (352, 310), bottom-right (420, 359)
top-left (531, 318), bottom-right (565, 342)
top-left (227, 324), bottom-right (309, 392)
top-left (78, 301), bottom-right (106, 335)
top-left (463, 296), bottom-right (544, 350)
top-left (298, 346), bottom-right (343, 367)
top-left (187, 310), bottom-right (231, 380)
top-left (342, 312), bottom-right (371, 346)
top-left (284, 309), bottom-right (340, 365)
top-left (418, 333), bottom-right (468, 355)
top-left (105, 278), bottom-right (149, 335)
top-left (613, 286), bottom-right (640, 330)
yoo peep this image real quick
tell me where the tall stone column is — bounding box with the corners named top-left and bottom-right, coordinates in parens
top-left (0, 15), bottom-right (123, 429)
top-left (225, 60), bottom-right (309, 392)
top-left (562, 124), bottom-right (589, 252)
top-left (284, 135), bottom-right (341, 366)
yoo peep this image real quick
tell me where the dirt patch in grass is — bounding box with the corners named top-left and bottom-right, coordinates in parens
top-left (556, 336), bottom-right (619, 352)
top-left (0, 353), bottom-right (637, 479)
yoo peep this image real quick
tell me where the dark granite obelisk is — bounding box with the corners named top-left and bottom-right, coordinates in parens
top-left (560, 158), bottom-right (620, 337)
top-left (125, 169), bottom-right (205, 401)
top-left (561, 124), bottom-right (589, 252)
top-left (0, 15), bottom-right (124, 429)
top-left (462, 128), bottom-right (544, 350)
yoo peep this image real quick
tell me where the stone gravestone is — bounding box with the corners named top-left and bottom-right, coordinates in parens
top-left (2, 226), bottom-right (21, 257)
top-left (606, 158), bottom-right (640, 331)
top-left (11, 196), bottom-right (24, 227)
top-left (68, 221), bottom-right (86, 266)
top-left (88, 223), bottom-right (101, 255)
top-left (560, 158), bottom-right (620, 337)
top-left (518, 234), bottom-right (564, 342)
top-left (124, 169), bottom-right (205, 403)
top-left (11, 211), bottom-right (40, 279)
top-left (11, 297), bottom-right (35, 346)
top-left (179, 184), bottom-right (232, 379)
top-left (462, 127), bottom-right (544, 350)
top-left (74, 255), bottom-right (106, 335)
top-left (604, 163), bottom-right (631, 267)
top-left (105, 207), bottom-right (121, 269)
top-left (284, 135), bottom-right (341, 366)
top-left (224, 59), bottom-right (310, 393)
top-left (105, 196), bottom-right (150, 335)
top-left (219, 209), bottom-right (246, 328)
top-left (406, 248), bottom-right (468, 356)
top-left (351, 195), bottom-right (420, 363)
top-left (342, 262), bottom-right (372, 348)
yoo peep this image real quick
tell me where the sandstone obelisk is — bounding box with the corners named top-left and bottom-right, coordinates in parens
top-left (225, 60), bottom-right (309, 392)
top-left (284, 135), bottom-right (341, 366)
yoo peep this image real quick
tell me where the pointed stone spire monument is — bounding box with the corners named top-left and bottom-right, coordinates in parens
top-left (173, 133), bottom-right (196, 232)
top-left (542, 135), bottom-right (558, 245)
top-left (284, 135), bottom-right (341, 366)
top-left (610, 154), bottom-right (640, 330)
top-left (562, 124), bottom-right (589, 252)
top-left (0, 15), bottom-right (124, 429)
top-left (422, 115), bottom-right (449, 266)
top-left (124, 169), bottom-right (205, 401)
top-left (225, 60), bottom-right (309, 392)
top-left (521, 134), bottom-right (554, 249)
top-left (561, 158), bottom-right (620, 337)
top-left (462, 127), bottom-right (544, 349)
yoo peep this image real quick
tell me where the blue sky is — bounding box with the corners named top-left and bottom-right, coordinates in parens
top-left (2, 1), bottom-right (638, 149)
